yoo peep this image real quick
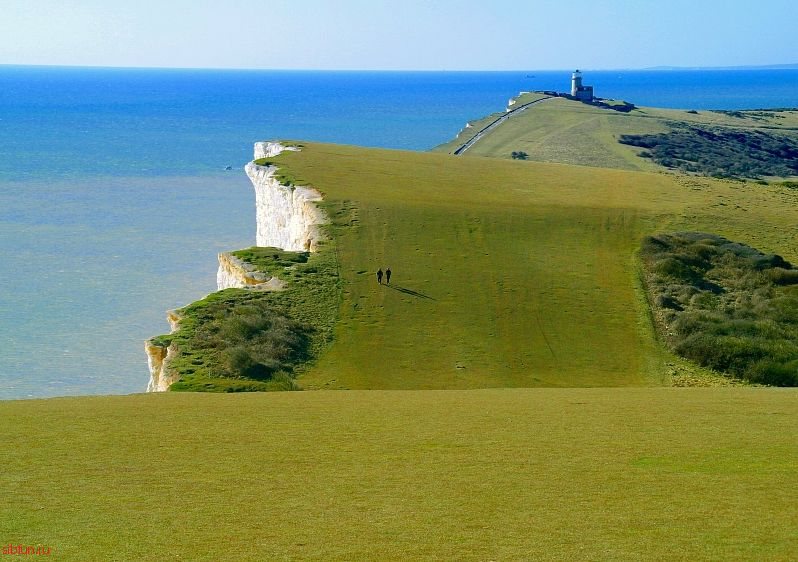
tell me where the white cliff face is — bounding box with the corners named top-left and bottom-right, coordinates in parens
top-left (245, 161), bottom-right (327, 252)
top-left (216, 252), bottom-right (286, 291)
top-left (254, 141), bottom-right (299, 160)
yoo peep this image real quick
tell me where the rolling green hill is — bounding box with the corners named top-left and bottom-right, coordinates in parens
top-left (262, 142), bottom-right (798, 390)
top-left (434, 93), bottom-right (798, 178)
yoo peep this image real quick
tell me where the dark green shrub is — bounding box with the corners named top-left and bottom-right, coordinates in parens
top-left (747, 359), bottom-right (798, 386)
top-left (688, 292), bottom-right (718, 309)
top-left (676, 334), bottom-right (768, 375)
top-left (654, 257), bottom-right (696, 281)
top-left (770, 296), bottom-right (798, 324)
top-left (223, 315), bottom-right (268, 340)
top-left (655, 294), bottom-right (682, 310)
top-left (750, 254), bottom-right (789, 270)
top-left (768, 268), bottom-right (798, 285)
top-left (223, 346), bottom-right (279, 380)
top-left (671, 310), bottom-right (725, 336)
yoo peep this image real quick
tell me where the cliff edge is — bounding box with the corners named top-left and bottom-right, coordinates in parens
top-left (145, 141), bottom-right (329, 392)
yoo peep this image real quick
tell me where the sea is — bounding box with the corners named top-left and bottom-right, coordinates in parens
top-left (1, 66), bottom-right (796, 399)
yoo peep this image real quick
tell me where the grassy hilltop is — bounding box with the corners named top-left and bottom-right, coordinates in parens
top-left (435, 93), bottom-right (798, 179)
top-left (4, 95), bottom-right (798, 559)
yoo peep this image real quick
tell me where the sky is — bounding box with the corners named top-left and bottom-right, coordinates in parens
top-left (0, 0), bottom-right (794, 71)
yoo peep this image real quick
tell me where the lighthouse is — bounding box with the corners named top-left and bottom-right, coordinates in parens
top-left (571, 70), bottom-right (583, 96)
top-left (570, 70), bottom-right (594, 102)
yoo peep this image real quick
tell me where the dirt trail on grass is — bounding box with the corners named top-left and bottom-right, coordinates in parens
top-left (453, 96), bottom-right (552, 155)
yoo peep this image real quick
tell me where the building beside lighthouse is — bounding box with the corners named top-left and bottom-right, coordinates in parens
top-left (570, 70), bottom-right (594, 102)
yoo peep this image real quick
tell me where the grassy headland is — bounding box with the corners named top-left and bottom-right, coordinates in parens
top-left (147, 137), bottom-right (798, 391)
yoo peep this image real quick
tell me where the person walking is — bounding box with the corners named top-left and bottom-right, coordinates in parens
top-left (377, 268), bottom-right (383, 284)
top-left (385, 267), bottom-right (392, 285)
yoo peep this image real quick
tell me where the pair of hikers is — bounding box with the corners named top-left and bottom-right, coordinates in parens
top-left (376, 267), bottom-right (392, 285)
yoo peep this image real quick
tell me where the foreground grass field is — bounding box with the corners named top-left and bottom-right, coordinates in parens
top-left (2, 388), bottom-right (796, 560)
top-left (263, 143), bottom-right (798, 389)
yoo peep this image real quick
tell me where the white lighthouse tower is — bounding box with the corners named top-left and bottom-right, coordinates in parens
top-left (571, 70), bottom-right (583, 96)
top-left (570, 69), bottom-right (594, 101)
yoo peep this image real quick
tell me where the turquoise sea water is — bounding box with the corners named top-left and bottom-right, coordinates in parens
top-left (1, 67), bottom-right (796, 399)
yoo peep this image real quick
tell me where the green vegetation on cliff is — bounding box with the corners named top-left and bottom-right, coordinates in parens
top-left (151, 246), bottom-right (339, 392)
top-left (231, 246), bottom-right (310, 276)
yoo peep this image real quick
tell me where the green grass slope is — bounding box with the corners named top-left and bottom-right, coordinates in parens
top-left (2, 388), bottom-right (796, 560)
top-left (263, 143), bottom-right (798, 390)
top-left (434, 95), bottom-right (798, 176)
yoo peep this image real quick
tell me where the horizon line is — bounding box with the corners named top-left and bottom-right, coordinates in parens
top-left (1, 62), bottom-right (797, 73)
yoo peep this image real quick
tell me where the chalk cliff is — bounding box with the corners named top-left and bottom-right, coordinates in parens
top-left (245, 163), bottom-right (327, 252)
top-left (254, 140), bottom-right (299, 160)
top-left (145, 141), bottom-right (327, 392)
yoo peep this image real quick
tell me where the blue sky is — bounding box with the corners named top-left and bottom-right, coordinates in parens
top-left (0, 0), bottom-right (794, 70)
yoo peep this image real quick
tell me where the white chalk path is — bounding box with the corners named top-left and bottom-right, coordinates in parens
top-left (453, 96), bottom-right (552, 155)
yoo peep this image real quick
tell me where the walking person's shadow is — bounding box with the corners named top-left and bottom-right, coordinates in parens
top-left (386, 284), bottom-right (435, 300)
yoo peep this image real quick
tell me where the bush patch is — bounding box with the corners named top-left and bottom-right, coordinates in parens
top-left (620, 124), bottom-right (798, 178)
top-left (641, 232), bottom-right (798, 386)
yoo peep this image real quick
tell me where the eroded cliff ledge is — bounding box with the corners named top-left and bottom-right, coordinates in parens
top-left (145, 310), bottom-right (181, 392)
top-left (216, 252), bottom-right (286, 291)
